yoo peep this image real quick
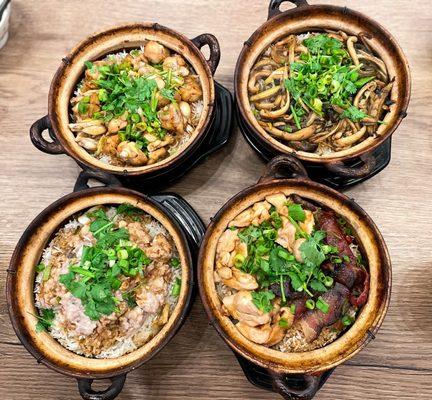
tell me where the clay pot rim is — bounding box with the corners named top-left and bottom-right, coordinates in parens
top-left (7, 186), bottom-right (194, 379)
top-left (234, 2), bottom-right (411, 163)
top-left (47, 22), bottom-right (216, 175)
top-left (198, 174), bottom-right (391, 374)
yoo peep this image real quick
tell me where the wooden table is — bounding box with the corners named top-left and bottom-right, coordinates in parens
top-left (0, 0), bottom-right (431, 398)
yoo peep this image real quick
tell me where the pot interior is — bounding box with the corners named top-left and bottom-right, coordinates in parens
top-left (49, 23), bottom-right (215, 174)
top-left (235, 4), bottom-right (410, 162)
top-left (199, 179), bottom-right (391, 373)
top-left (7, 188), bottom-right (192, 378)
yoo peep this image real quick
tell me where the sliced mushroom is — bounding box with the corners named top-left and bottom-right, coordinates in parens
top-left (260, 122), bottom-right (317, 142)
top-left (346, 36), bottom-right (360, 66)
top-left (248, 70), bottom-right (272, 94)
top-left (259, 91), bottom-right (290, 119)
top-left (334, 126), bottom-right (367, 148)
top-left (250, 85), bottom-right (281, 102)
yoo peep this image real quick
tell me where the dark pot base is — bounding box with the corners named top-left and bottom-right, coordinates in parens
top-left (234, 352), bottom-right (334, 400)
top-left (236, 105), bottom-right (392, 190)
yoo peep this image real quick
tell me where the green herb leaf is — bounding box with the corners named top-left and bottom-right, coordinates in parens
top-left (251, 290), bottom-right (275, 313)
top-left (340, 106), bottom-right (368, 122)
top-left (288, 204), bottom-right (306, 222)
top-left (34, 309), bottom-right (55, 333)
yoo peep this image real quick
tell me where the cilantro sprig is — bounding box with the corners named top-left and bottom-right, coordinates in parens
top-left (78, 48), bottom-right (184, 150)
top-left (32, 309), bottom-right (55, 333)
top-left (283, 34), bottom-right (374, 123)
top-left (233, 202), bottom-right (342, 313)
top-left (59, 207), bottom-right (151, 321)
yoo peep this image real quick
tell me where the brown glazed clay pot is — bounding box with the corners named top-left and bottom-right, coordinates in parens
top-left (198, 155), bottom-right (391, 399)
top-left (6, 170), bottom-right (204, 400)
top-left (235, 0), bottom-right (411, 181)
top-left (29, 23), bottom-right (220, 178)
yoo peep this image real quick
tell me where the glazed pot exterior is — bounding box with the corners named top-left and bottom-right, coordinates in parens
top-left (198, 155), bottom-right (391, 399)
top-left (6, 170), bottom-right (204, 399)
top-left (30, 23), bottom-right (221, 178)
top-left (235, 0), bottom-right (411, 179)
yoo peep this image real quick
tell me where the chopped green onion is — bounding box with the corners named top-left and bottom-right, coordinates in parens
top-left (316, 297), bottom-right (329, 314)
top-left (279, 318), bottom-right (289, 328)
top-left (306, 299), bottom-right (315, 310)
top-left (117, 249), bottom-right (128, 260)
top-left (36, 263), bottom-right (45, 273)
top-left (342, 315), bottom-right (354, 326)
top-left (290, 105), bottom-right (301, 130)
top-left (290, 304), bottom-right (296, 315)
top-left (69, 266), bottom-right (95, 278)
top-left (43, 265), bottom-right (51, 281)
top-left (233, 254), bottom-right (246, 268)
top-left (171, 257), bottom-right (181, 268)
top-left (172, 278), bottom-right (181, 297)
top-left (324, 276), bottom-right (334, 287)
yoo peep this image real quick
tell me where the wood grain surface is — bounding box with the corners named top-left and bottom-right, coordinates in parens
top-left (0, 0), bottom-right (431, 399)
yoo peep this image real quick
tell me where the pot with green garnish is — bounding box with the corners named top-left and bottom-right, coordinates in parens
top-left (30, 23), bottom-right (223, 181)
top-left (235, 0), bottom-right (410, 187)
top-left (198, 155), bottom-right (391, 399)
top-left (7, 170), bottom-right (204, 400)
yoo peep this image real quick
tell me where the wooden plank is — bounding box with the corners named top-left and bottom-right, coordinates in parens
top-left (1, 0), bottom-right (431, 398)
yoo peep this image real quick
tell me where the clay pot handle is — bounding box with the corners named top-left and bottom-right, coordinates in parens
top-left (74, 169), bottom-right (122, 192)
top-left (325, 154), bottom-right (377, 178)
top-left (29, 115), bottom-right (64, 154)
top-left (77, 375), bottom-right (126, 400)
top-left (268, 0), bottom-right (309, 20)
top-left (269, 371), bottom-right (320, 400)
top-left (259, 155), bottom-right (309, 183)
top-left (151, 193), bottom-right (206, 253)
top-left (191, 34), bottom-right (221, 75)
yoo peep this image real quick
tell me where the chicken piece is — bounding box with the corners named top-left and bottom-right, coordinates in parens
top-left (148, 147), bottom-right (168, 164)
top-left (146, 233), bottom-right (172, 260)
top-left (265, 193), bottom-right (288, 216)
top-left (117, 141), bottom-right (148, 166)
top-left (265, 324), bottom-right (287, 346)
top-left (292, 238), bottom-right (306, 262)
top-left (222, 268), bottom-right (258, 291)
top-left (158, 103), bottom-right (184, 134)
top-left (228, 242), bottom-right (248, 267)
top-left (147, 135), bottom-right (174, 152)
top-left (236, 322), bottom-right (272, 344)
top-left (229, 201), bottom-right (271, 228)
top-left (251, 201), bottom-right (271, 225)
top-left (229, 209), bottom-right (253, 228)
top-left (178, 75), bottom-right (203, 102)
top-left (98, 134), bottom-right (120, 156)
top-left (299, 210), bottom-right (315, 235)
top-left (163, 55), bottom-right (189, 76)
top-left (125, 222), bottom-right (151, 248)
top-left (143, 41), bottom-right (170, 64)
top-left (217, 229), bottom-right (239, 254)
top-left (107, 118), bottom-right (127, 134)
top-left (222, 290), bottom-right (271, 327)
top-left (275, 216), bottom-right (296, 251)
top-left (217, 266), bottom-right (233, 280)
top-left (136, 263), bottom-right (170, 313)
